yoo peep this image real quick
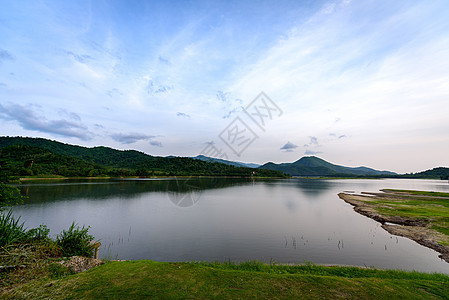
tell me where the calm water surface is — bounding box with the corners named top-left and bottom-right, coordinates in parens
top-left (12, 178), bottom-right (449, 273)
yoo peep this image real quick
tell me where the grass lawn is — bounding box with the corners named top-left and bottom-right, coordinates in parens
top-left (3, 260), bottom-right (449, 299)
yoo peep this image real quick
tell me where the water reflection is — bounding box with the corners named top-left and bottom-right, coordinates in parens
top-left (11, 178), bottom-right (449, 273)
top-left (17, 177), bottom-right (258, 205)
top-left (292, 178), bottom-right (334, 196)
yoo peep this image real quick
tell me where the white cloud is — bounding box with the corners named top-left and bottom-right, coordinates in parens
top-left (1, 0), bottom-right (448, 172)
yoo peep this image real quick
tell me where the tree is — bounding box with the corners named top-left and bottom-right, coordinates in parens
top-left (0, 165), bottom-right (23, 210)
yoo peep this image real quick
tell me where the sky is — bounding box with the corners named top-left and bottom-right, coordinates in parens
top-left (1, 0), bottom-right (448, 174)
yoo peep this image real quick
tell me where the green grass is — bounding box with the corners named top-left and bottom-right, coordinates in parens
top-left (4, 260), bottom-right (449, 299)
top-left (351, 189), bottom-right (449, 246)
top-left (0, 210), bottom-right (29, 247)
top-left (384, 189), bottom-right (449, 198)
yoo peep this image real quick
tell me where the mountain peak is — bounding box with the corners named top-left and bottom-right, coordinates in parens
top-left (260, 156), bottom-right (396, 176)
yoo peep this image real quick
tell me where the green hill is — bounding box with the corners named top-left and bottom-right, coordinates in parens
top-left (193, 155), bottom-right (260, 168)
top-left (0, 136), bottom-right (287, 178)
top-left (402, 167), bottom-right (449, 180)
top-left (259, 156), bottom-right (396, 177)
top-left (0, 144), bottom-right (105, 177)
top-left (0, 136), bottom-right (152, 169)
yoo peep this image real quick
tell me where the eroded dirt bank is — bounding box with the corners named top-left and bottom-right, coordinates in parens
top-left (338, 192), bottom-right (449, 263)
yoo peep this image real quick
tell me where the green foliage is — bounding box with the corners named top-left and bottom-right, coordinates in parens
top-left (0, 212), bottom-right (52, 247)
top-left (0, 183), bottom-right (23, 209)
top-left (26, 224), bottom-right (51, 242)
top-left (0, 136), bottom-right (288, 178)
top-left (0, 209), bottom-right (27, 247)
top-left (56, 222), bottom-right (95, 257)
top-left (48, 263), bottom-right (75, 279)
top-left (0, 144), bottom-right (107, 177)
top-left (396, 167), bottom-right (449, 179)
top-left (0, 212), bottom-right (96, 256)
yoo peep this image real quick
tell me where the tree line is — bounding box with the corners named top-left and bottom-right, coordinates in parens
top-left (0, 143), bottom-right (287, 178)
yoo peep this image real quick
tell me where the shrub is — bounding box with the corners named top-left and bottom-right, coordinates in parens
top-left (56, 222), bottom-right (95, 257)
top-left (26, 224), bottom-right (51, 241)
top-left (48, 262), bottom-right (75, 279)
top-left (0, 209), bottom-right (27, 247)
top-left (0, 183), bottom-right (23, 209)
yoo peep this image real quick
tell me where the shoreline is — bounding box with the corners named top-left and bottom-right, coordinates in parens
top-left (338, 192), bottom-right (449, 263)
top-left (18, 175), bottom-right (287, 181)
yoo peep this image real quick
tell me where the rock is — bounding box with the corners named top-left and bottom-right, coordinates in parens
top-left (59, 256), bottom-right (104, 273)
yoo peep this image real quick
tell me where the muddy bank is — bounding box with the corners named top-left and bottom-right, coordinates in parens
top-left (338, 192), bottom-right (449, 263)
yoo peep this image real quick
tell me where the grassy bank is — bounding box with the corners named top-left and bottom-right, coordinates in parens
top-left (3, 260), bottom-right (449, 299)
top-left (339, 189), bottom-right (449, 262)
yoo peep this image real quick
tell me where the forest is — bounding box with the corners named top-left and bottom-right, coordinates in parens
top-left (0, 137), bottom-right (288, 178)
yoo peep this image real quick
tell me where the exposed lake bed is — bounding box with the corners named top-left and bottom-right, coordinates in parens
top-left (12, 178), bottom-right (449, 274)
top-left (339, 189), bottom-right (449, 263)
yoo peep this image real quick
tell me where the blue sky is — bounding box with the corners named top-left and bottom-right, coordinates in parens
top-left (1, 0), bottom-right (448, 173)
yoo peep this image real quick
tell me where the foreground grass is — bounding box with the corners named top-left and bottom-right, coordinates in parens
top-left (3, 260), bottom-right (449, 299)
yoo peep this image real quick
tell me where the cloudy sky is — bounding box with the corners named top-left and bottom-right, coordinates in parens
top-left (1, 0), bottom-right (448, 173)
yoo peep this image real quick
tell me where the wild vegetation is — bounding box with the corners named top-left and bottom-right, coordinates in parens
top-left (0, 213), bottom-right (96, 293)
top-left (0, 172), bottom-right (97, 293)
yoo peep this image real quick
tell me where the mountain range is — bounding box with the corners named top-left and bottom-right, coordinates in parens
top-left (193, 155), bottom-right (261, 169)
top-left (0, 137), bottom-right (285, 178)
top-left (259, 156), bottom-right (397, 177)
top-left (1, 136), bottom-right (448, 179)
top-left (190, 146), bottom-right (448, 179)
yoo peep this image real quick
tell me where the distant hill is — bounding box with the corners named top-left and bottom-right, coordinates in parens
top-left (193, 155), bottom-right (260, 168)
top-left (0, 136), bottom-right (286, 178)
top-left (402, 167), bottom-right (449, 180)
top-left (0, 136), bottom-right (153, 169)
top-left (258, 156), bottom-right (397, 177)
top-left (0, 144), bottom-right (105, 177)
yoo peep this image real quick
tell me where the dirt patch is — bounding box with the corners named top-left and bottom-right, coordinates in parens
top-left (59, 256), bottom-right (104, 273)
top-left (381, 224), bottom-right (449, 262)
top-left (338, 192), bottom-right (449, 263)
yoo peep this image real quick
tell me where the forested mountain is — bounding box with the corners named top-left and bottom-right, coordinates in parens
top-left (401, 167), bottom-right (449, 180)
top-left (0, 137), bottom-right (152, 168)
top-left (193, 155), bottom-right (260, 168)
top-left (0, 137), bottom-right (287, 178)
top-left (0, 144), bottom-right (105, 177)
top-left (1, 137), bottom-right (446, 179)
top-left (259, 156), bottom-right (396, 177)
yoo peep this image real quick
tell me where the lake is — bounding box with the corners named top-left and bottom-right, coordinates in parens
top-left (12, 178), bottom-right (449, 273)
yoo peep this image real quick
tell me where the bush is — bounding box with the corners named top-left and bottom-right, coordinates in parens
top-left (26, 224), bottom-right (51, 241)
top-left (56, 222), bottom-right (95, 257)
top-left (0, 182), bottom-right (23, 209)
top-left (48, 262), bottom-right (75, 279)
top-left (0, 209), bottom-right (28, 247)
